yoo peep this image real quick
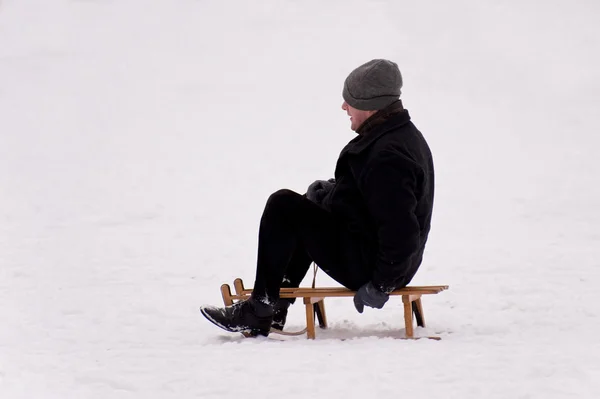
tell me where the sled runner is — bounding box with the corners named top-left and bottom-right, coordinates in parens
top-left (219, 277), bottom-right (448, 340)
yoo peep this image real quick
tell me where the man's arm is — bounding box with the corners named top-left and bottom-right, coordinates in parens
top-left (359, 151), bottom-right (421, 293)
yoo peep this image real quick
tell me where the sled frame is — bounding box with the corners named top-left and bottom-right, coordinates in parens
top-left (220, 278), bottom-right (448, 340)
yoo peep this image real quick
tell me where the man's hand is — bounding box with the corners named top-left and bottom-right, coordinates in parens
top-left (306, 178), bottom-right (335, 205)
top-left (353, 281), bottom-right (389, 313)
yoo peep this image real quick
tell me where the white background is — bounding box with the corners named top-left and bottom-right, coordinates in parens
top-left (1, 0), bottom-right (599, 398)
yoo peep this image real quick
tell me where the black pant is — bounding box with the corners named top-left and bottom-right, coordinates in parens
top-left (251, 189), bottom-right (372, 305)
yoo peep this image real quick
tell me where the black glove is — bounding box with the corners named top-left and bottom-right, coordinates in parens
top-left (306, 178), bottom-right (335, 205)
top-left (353, 281), bottom-right (389, 313)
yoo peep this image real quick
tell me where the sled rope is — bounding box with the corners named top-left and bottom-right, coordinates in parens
top-left (269, 263), bottom-right (319, 337)
top-left (269, 327), bottom-right (308, 336)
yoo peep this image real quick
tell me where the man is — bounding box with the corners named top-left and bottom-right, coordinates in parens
top-left (200, 59), bottom-right (434, 337)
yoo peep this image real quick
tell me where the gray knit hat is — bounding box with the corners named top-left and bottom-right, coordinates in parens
top-left (342, 59), bottom-right (403, 111)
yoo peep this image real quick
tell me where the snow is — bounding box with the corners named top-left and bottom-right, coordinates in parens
top-left (1, 0), bottom-right (600, 397)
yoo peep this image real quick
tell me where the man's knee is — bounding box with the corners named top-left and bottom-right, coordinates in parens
top-left (263, 189), bottom-right (310, 224)
top-left (266, 189), bottom-right (302, 209)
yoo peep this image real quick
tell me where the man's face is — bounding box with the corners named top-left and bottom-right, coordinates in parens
top-left (341, 101), bottom-right (376, 131)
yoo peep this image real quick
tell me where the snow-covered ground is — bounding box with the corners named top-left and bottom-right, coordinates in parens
top-left (1, 0), bottom-right (599, 397)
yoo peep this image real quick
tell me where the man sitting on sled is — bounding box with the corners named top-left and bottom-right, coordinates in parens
top-left (200, 59), bottom-right (435, 337)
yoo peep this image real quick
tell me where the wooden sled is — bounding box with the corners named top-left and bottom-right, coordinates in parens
top-left (220, 278), bottom-right (449, 340)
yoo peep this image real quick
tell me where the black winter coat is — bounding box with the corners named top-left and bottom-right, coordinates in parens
top-left (326, 101), bottom-right (434, 293)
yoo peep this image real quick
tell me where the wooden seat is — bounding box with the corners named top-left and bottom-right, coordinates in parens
top-left (220, 278), bottom-right (449, 340)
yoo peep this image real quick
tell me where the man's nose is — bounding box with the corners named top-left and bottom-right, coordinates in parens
top-left (341, 101), bottom-right (348, 110)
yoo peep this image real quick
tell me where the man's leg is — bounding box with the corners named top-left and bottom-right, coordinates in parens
top-left (200, 189), bottom-right (371, 336)
top-left (281, 247), bottom-right (312, 289)
top-left (251, 189), bottom-right (371, 305)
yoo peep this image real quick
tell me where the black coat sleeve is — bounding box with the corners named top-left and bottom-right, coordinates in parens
top-left (358, 151), bottom-right (421, 293)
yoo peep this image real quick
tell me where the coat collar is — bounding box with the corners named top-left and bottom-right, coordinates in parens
top-left (345, 102), bottom-right (411, 155)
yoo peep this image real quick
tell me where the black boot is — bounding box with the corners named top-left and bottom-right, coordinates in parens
top-left (271, 299), bottom-right (292, 331)
top-left (200, 298), bottom-right (274, 337)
